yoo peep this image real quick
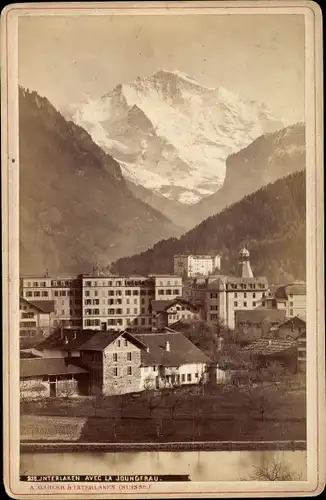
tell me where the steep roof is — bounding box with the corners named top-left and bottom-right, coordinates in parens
top-left (20, 358), bottom-right (88, 378)
top-left (79, 331), bottom-right (148, 352)
top-left (150, 298), bottom-right (197, 313)
top-left (134, 332), bottom-right (212, 367)
top-left (275, 282), bottom-right (306, 299)
top-left (37, 329), bottom-right (98, 351)
top-left (235, 308), bottom-right (286, 324)
top-left (20, 297), bottom-right (55, 314)
top-left (241, 338), bottom-right (297, 356)
top-left (278, 316), bottom-right (306, 329)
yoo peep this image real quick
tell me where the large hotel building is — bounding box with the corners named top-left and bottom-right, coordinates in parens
top-left (20, 273), bottom-right (183, 334)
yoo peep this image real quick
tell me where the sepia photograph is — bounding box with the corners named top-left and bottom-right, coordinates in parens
top-left (2, 1), bottom-right (324, 498)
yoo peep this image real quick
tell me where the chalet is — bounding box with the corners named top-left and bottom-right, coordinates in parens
top-left (241, 338), bottom-right (298, 372)
top-left (150, 298), bottom-right (199, 329)
top-left (20, 297), bottom-right (55, 338)
top-left (235, 308), bottom-right (286, 340)
top-left (274, 316), bottom-right (306, 339)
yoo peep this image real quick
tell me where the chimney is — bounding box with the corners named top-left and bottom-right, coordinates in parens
top-left (165, 341), bottom-right (170, 352)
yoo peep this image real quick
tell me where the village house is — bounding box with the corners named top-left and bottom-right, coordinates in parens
top-left (20, 296), bottom-right (55, 339)
top-left (262, 282), bottom-right (306, 320)
top-left (150, 298), bottom-right (199, 329)
top-left (20, 357), bottom-right (89, 399)
top-left (241, 338), bottom-right (299, 373)
top-left (19, 329), bottom-right (222, 398)
top-left (235, 308), bottom-right (287, 341)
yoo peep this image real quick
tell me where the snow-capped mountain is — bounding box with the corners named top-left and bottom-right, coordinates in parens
top-left (66, 69), bottom-right (284, 204)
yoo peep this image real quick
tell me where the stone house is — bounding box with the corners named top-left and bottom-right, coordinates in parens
top-left (150, 298), bottom-right (199, 329)
top-left (20, 358), bottom-right (89, 399)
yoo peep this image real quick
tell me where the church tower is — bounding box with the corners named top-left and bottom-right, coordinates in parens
top-left (237, 247), bottom-right (254, 278)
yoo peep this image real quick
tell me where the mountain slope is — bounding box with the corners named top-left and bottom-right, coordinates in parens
top-left (111, 170), bottom-right (306, 284)
top-left (19, 88), bottom-right (182, 275)
top-left (66, 69), bottom-right (283, 204)
top-left (189, 123), bottom-right (305, 225)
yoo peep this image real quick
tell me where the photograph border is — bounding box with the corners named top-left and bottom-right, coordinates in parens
top-left (1, 1), bottom-right (325, 498)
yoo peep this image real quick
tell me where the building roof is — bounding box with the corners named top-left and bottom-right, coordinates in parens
top-left (150, 298), bottom-right (197, 313)
top-left (20, 297), bottom-right (55, 314)
top-left (241, 338), bottom-right (297, 356)
top-left (20, 358), bottom-right (88, 378)
top-left (274, 282), bottom-right (306, 299)
top-left (278, 316), bottom-right (306, 329)
top-left (29, 300), bottom-right (55, 314)
top-left (134, 332), bottom-right (212, 367)
top-left (235, 308), bottom-right (287, 324)
top-left (37, 329), bottom-right (98, 351)
top-left (79, 331), bottom-right (148, 352)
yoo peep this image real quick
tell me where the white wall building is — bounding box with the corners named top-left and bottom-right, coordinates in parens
top-left (173, 254), bottom-right (221, 278)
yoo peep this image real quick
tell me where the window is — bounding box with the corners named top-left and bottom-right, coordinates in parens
top-left (117, 340), bottom-right (121, 347)
top-left (166, 289), bottom-right (172, 295)
top-left (132, 290), bottom-right (139, 296)
top-left (244, 302), bottom-right (247, 307)
top-left (22, 312), bottom-right (34, 319)
top-left (290, 309), bottom-right (294, 316)
top-left (141, 298), bottom-right (145, 305)
top-left (116, 281), bottom-right (122, 287)
top-left (126, 308), bottom-right (130, 314)
top-left (26, 291), bottom-right (32, 297)
top-left (94, 291), bottom-right (98, 297)
top-left (113, 367), bottom-right (118, 376)
top-left (187, 374), bottom-right (192, 382)
top-left (134, 299), bottom-right (138, 304)
top-left (234, 301), bottom-right (238, 307)
top-left (244, 292), bottom-right (247, 298)
top-left (125, 290), bottom-right (131, 296)
top-left (181, 374), bottom-right (185, 382)
top-left (93, 309), bottom-right (100, 315)
top-left (141, 308), bottom-right (145, 314)
top-left (42, 291), bottom-right (48, 297)
top-left (290, 301), bottom-right (294, 307)
top-left (124, 339), bottom-right (128, 347)
top-left (210, 293), bottom-right (218, 298)
top-left (34, 291), bottom-right (40, 297)
top-left (127, 352), bottom-right (131, 361)
top-left (253, 301), bottom-right (256, 307)
top-left (85, 291), bottom-right (90, 297)
top-left (141, 318), bottom-right (146, 325)
top-left (158, 290), bottom-right (164, 295)
top-left (33, 282), bottom-right (38, 287)
top-left (134, 308), bottom-right (138, 314)
top-left (116, 290), bottom-right (122, 296)
top-left (113, 353), bottom-right (118, 362)
top-left (127, 367), bottom-right (132, 375)
top-left (126, 299), bottom-right (130, 305)
top-left (85, 281), bottom-right (91, 286)
top-left (153, 365), bottom-right (157, 372)
top-left (173, 289), bottom-right (180, 295)
top-left (93, 299), bottom-right (99, 305)
top-left (210, 305), bottom-right (218, 311)
top-left (60, 291), bottom-right (66, 297)
top-left (234, 292), bottom-right (237, 298)
top-left (210, 314), bottom-right (218, 320)
top-left (195, 373), bottom-right (199, 378)
top-left (253, 292), bottom-right (256, 298)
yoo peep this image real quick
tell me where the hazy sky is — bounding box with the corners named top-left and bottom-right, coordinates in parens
top-left (19, 14), bottom-right (305, 125)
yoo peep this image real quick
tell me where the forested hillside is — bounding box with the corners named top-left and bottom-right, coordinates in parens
top-left (111, 170), bottom-right (306, 284)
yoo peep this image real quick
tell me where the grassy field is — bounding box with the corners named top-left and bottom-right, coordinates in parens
top-left (21, 384), bottom-right (306, 444)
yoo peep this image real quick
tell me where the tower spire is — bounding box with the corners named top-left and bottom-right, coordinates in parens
top-left (237, 247), bottom-right (254, 278)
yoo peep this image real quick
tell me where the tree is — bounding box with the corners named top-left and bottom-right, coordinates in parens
top-left (143, 376), bottom-right (162, 417)
top-left (90, 382), bottom-right (104, 417)
top-left (250, 454), bottom-right (302, 481)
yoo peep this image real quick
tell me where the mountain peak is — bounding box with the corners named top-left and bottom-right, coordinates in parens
top-left (68, 70), bottom-right (284, 204)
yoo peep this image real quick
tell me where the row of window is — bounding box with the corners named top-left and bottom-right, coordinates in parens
top-left (113, 366), bottom-right (133, 376)
top-left (21, 312), bottom-right (35, 319)
top-left (84, 308), bottom-right (149, 316)
top-left (26, 291), bottom-right (49, 298)
top-left (19, 321), bottom-right (36, 328)
top-left (157, 289), bottom-right (181, 296)
top-left (227, 283), bottom-right (266, 290)
top-left (84, 298), bottom-right (148, 306)
top-left (113, 351), bottom-right (132, 362)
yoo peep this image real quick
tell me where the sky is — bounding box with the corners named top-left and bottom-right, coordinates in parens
top-left (18, 13), bottom-right (305, 125)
